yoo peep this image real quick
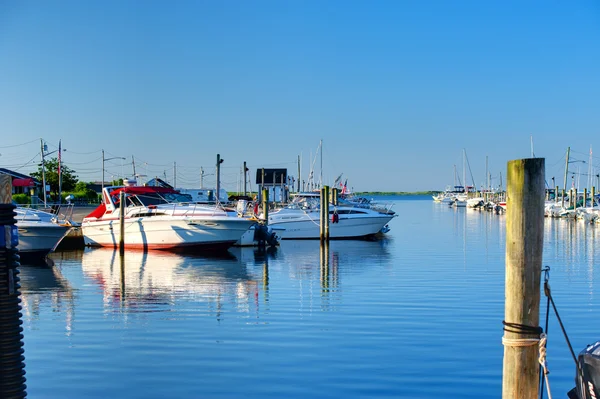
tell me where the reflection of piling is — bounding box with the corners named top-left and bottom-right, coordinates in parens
top-left (320, 186), bottom-right (330, 241)
top-left (119, 191), bottom-right (125, 255)
top-left (502, 158), bottom-right (545, 399)
top-left (320, 241), bottom-right (330, 291)
top-left (119, 252), bottom-right (125, 302)
top-left (263, 259), bottom-right (269, 293)
top-left (261, 189), bottom-right (269, 226)
top-left (0, 173), bottom-right (27, 399)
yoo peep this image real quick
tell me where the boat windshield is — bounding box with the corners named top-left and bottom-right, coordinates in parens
top-left (119, 192), bottom-right (194, 206)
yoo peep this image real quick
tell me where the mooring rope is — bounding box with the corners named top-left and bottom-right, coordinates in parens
top-left (502, 320), bottom-right (543, 347)
top-left (538, 333), bottom-right (552, 399)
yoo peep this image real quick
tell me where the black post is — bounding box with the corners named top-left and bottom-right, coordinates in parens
top-left (0, 174), bottom-right (27, 399)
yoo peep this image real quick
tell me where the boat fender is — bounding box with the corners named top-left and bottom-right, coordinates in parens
top-left (253, 202), bottom-right (259, 215)
top-left (331, 212), bottom-right (339, 224)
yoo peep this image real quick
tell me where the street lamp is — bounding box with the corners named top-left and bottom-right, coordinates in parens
top-left (102, 150), bottom-right (126, 193)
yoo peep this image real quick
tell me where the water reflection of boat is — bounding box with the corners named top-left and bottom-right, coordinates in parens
top-left (80, 248), bottom-right (259, 312)
top-left (19, 259), bottom-right (75, 332)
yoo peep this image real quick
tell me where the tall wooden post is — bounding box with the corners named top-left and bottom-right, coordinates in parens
top-left (320, 188), bottom-right (325, 241)
top-left (593, 187), bottom-right (596, 206)
top-left (261, 188), bottom-right (269, 226)
top-left (332, 188), bottom-right (338, 206)
top-left (324, 186), bottom-right (330, 240)
top-left (555, 186), bottom-right (559, 204)
top-left (502, 158), bottom-right (545, 399)
top-left (584, 188), bottom-right (588, 208)
top-left (119, 190), bottom-right (125, 254)
top-left (561, 189), bottom-right (565, 208)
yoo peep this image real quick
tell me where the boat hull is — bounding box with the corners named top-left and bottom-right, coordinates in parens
top-left (270, 215), bottom-right (395, 239)
top-left (17, 224), bottom-right (72, 257)
top-left (82, 216), bottom-right (254, 251)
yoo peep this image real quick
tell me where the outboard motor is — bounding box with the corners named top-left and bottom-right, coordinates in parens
top-left (253, 224), bottom-right (279, 247)
top-left (568, 341), bottom-right (600, 399)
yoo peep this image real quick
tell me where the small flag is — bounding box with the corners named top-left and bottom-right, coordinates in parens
top-left (334, 173), bottom-right (343, 185)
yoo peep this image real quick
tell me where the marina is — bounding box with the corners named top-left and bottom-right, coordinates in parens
top-left (10, 194), bottom-right (600, 398)
top-left (1, 2), bottom-right (598, 398)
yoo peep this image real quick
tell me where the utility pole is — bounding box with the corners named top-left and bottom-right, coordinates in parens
top-left (40, 139), bottom-right (47, 207)
top-left (200, 167), bottom-right (204, 188)
top-left (58, 139), bottom-right (62, 204)
top-left (132, 155), bottom-right (136, 179)
top-left (102, 150), bottom-right (105, 193)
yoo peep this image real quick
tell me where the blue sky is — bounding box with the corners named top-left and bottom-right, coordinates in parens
top-left (0, 1), bottom-right (599, 191)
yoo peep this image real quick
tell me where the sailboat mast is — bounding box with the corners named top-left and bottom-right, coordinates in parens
top-left (485, 156), bottom-right (488, 192)
top-left (320, 139), bottom-right (323, 188)
top-left (563, 147), bottom-right (570, 191)
top-left (453, 165), bottom-right (457, 187)
top-left (463, 149), bottom-right (466, 192)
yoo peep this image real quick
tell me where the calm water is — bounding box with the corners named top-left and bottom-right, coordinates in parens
top-left (19, 196), bottom-right (600, 398)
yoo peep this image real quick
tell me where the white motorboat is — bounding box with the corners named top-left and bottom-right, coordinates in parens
top-left (15, 207), bottom-right (72, 258)
top-left (81, 185), bottom-right (255, 251)
top-left (264, 195), bottom-right (396, 239)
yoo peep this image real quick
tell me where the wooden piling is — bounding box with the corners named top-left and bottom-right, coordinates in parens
top-left (324, 186), bottom-right (330, 240)
top-left (119, 191), bottom-right (125, 254)
top-left (320, 188), bottom-right (325, 241)
top-left (593, 187), bottom-right (596, 206)
top-left (502, 158), bottom-right (545, 399)
top-left (584, 188), bottom-right (588, 208)
top-left (555, 186), bottom-right (559, 204)
top-left (261, 188), bottom-right (269, 226)
top-left (561, 189), bottom-right (565, 208)
top-left (332, 188), bottom-right (338, 206)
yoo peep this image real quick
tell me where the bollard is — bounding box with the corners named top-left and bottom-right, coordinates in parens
top-left (502, 158), bottom-right (545, 399)
top-left (0, 173), bottom-right (27, 399)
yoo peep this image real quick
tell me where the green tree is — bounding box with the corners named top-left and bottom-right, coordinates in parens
top-left (30, 157), bottom-right (78, 199)
top-left (74, 181), bottom-right (89, 192)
